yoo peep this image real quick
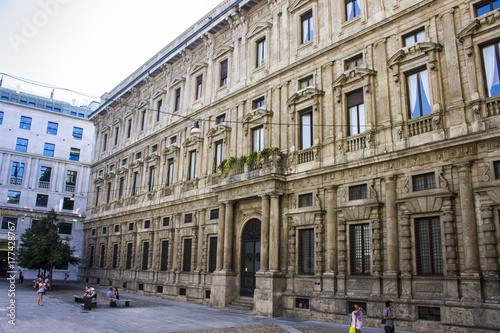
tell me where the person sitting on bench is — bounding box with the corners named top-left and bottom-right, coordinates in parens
top-left (107, 287), bottom-right (120, 307)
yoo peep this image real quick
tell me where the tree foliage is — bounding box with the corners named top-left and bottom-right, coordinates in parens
top-left (17, 209), bottom-right (79, 281)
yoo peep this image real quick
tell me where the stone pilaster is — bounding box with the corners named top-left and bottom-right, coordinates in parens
top-left (216, 203), bottom-right (225, 271)
top-left (399, 211), bottom-right (412, 299)
top-left (261, 194), bottom-right (270, 271)
top-left (323, 186), bottom-right (338, 293)
top-left (223, 201), bottom-right (234, 271)
top-left (269, 193), bottom-right (280, 272)
top-left (479, 205), bottom-right (500, 302)
top-left (383, 176), bottom-right (398, 296)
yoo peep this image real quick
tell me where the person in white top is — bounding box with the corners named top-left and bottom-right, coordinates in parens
top-left (350, 304), bottom-right (366, 332)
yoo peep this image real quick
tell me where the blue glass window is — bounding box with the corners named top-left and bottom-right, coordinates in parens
top-left (482, 42), bottom-right (500, 98)
top-left (47, 122), bottom-right (58, 135)
top-left (0, 111), bottom-right (3, 124)
top-left (19, 116), bottom-right (32, 130)
top-left (407, 69), bottom-right (431, 118)
top-left (346, 0), bottom-right (361, 20)
top-left (43, 143), bottom-right (55, 157)
top-left (73, 127), bottom-right (83, 140)
top-left (16, 138), bottom-right (28, 152)
top-left (476, 0), bottom-right (499, 16)
top-left (69, 147), bottom-right (80, 161)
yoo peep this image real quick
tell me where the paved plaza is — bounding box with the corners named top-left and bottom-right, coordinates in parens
top-left (0, 280), bottom-right (415, 333)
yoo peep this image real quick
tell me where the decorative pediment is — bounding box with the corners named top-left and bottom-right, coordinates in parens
top-left (171, 77), bottom-right (186, 87)
top-left (138, 99), bottom-right (148, 109)
top-left (118, 166), bottom-right (128, 174)
top-left (104, 171), bottom-right (116, 179)
top-left (93, 177), bottom-right (104, 185)
top-left (153, 89), bottom-right (167, 99)
top-left (288, 0), bottom-right (314, 13)
top-left (182, 136), bottom-right (203, 148)
top-left (387, 42), bottom-right (443, 69)
top-left (341, 205), bottom-right (378, 221)
top-left (213, 45), bottom-right (234, 60)
top-left (144, 153), bottom-right (159, 162)
top-left (332, 68), bottom-right (377, 88)
top-left (130, 160), bottom-right (143, 169)
top-left (457, 19), bottom-right (481, 42)
top-left (162, 145), bottom-right (180, 155)
top-left (246, 22), bottom-right (273, 39)
top-left (207, 124), bottom-right (232, 137)
top-left (243, 108), bottom-right (273, 123)
top-left (112, 118), bottom-right (120, 126)
top-left (124, 109), bottom-right (134, 117)
top-left (190, 62), bottom-right (208, 75)
top-left (100, 125), bottom-right (110, 133)
top-left (287, 87), bottom-right (325, 107)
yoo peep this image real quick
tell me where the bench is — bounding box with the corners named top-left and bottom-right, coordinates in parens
top-left (74, 295), bottom-right (97, 308)
top-left (120, 299), bottom-right (133, 307)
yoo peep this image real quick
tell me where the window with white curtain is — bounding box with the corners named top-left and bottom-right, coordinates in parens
top-left (347, 90), bottom-right (365, 136)
top-left (482, 42), bottom-right (500, 98)
top-left (252, 126), bottom-right (264, 152)
top-left (406, 68), bottom-right (431, 118)
top-left (188, 151), bottom-right (196, 180)
top-left (300, 10), bottom-right (313, 44)
top-left (345, 0), bottom-right (361, 21)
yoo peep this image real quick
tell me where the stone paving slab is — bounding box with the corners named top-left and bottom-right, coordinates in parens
top-left (0, 280), bottom-right (416, 333)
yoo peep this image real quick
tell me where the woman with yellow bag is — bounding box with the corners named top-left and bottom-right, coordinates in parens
top-left (349, 304), bottom-right (366, 333)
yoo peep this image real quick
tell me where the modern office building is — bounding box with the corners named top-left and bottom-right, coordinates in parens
top-left (82, 0), bottom-right (500, 331)
top-left (0, 87), bottom-right (95, 280)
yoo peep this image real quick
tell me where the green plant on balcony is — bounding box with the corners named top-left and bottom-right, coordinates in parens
top-left (217, 148), bottom-right (281, 178)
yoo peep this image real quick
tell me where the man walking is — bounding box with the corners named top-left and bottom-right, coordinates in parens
top-left (383, 300), bottom-right (397, 333)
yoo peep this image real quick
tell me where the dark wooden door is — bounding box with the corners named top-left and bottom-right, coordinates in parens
top-left (240, 219), bottom-right (261, 297)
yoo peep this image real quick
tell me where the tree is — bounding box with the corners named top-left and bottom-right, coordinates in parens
top-left (17, 209), bottom-right (79, 286)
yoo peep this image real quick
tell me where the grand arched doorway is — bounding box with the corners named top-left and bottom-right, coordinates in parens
top-left (240, 219), bottom-right (261, 297)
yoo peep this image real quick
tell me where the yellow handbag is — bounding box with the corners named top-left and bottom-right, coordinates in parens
top-left (349, 327), bottom-right (356, 333)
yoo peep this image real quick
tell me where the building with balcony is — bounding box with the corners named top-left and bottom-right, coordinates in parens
top-left (83, 0), bottom-right (500, 331)
top-left (0, 87), bottom-right (95, 280)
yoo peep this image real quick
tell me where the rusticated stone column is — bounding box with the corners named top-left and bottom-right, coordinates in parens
top-left (385, 176), bottom-right (399, 274)
top-left (325, 186), bottom-right (338, 273)
top-left (223, 201), bottom-right (234, 271)
top-left (269, 193), bottom-right (280, 272)
top-left (216, 203), bottom-right (225, 271)
top-left (261, 194), bottom-right (270, 271)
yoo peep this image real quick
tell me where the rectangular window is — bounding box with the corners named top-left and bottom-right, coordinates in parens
top-left (132, 171), bottom-right (139, 196)
top-left (144, 220), bottom-right (150, 229)
top-left (220, 59), bottom-right (228, 86)
top-left (162, 217), bottom-right (170, 226)
top-left (10, 162), bottom-right (24, 185)
top-left (407, 68), bottom-right (431, 118)
top-left (300, 10), bottom-right (313, 44)
top-left (403, 29), bottom-right (426, 46)
top-left (349, 184), bottom-right (368, 200)
top-left (43, 143), bottom-right (55, 157)
top-left (298, 228), bottom-right (314, 274)
top-left (72, 127), bottom-right (83, 140)
top-left (69, 147), bottom-right (80, 161)
top-left (210, 209), bottom-right (219, 220)
top-left (89, 246), bottom-right (94, 267)
top-left (63, 197), bottom-right (74, 210)
top-left (252, 126), bottom-right (264, 152)
top-left (103, 226), bottom-right (108, 235)
top-left (413, 172), bottom-right (436, 191)
top-left (148, 166), bottom-right (155, 191)
top-left (476, 0), bottom-right (500, 16)
top-left (1, 217), bottom-right (17, 230)
top-left (188, 151), bottom-right (196, 180)
top-left (350, 223), bottom-right (371, 275)
top-left (252, 97), bottom-right (265, 109)
top-left (135, 151), bottom-right (142, 160)
top-left (126, 243), bottom-right (133, 269)
top-left (208, 237), bottom-right (217, 273)
top-left (494, 161), bottom-right (500, 179)
top-left (58, 223), bottom-right (72, 235)
top-left (114, 127), bottom-right (119, 145)
top-left (0, 111), bottom-right (4, 124)
top-left (91, 228), bottom-right (96, 236)
top-left (184, 213), bottom-right (193, 223)
top-left (112, 244), bottom-right (119, 268)
top-left (345, 54), bottom-right (364, 70)
top-left (128, 222), bottom-right (134, 231)
top-left (182, 238), bottom-right (192, 272)
top-left (167, 158), bottom-right (174, 186)
top-left (256, 37), bottom-right (266, 67)
top-left (102, 133), bottom-right (108, 152)
top-left (20, 116), bottom-right (32, 130)
top-left (106, 182), bottom-right (112, 203)
top-left (142, 242), bottom-right (149, 270)
top-left (418, 306), bottom-right (441, 321)
top-left (16, 138), bottom-right (28, 152)
top-left (36, 194), bottom-right (48, 207)
top-left (300, 109), bottom-right (313, 150)
top-left (214, 141), bottom-right (224, 172)
top-left (160, 240), bottom-right (169, 271)
top-left (216, 114), bottom-right (226, 124)
top-left (415, 217), bottom-right (443, 275)
top-left (196, 75), bottom-right (203, 100)
top-left (299, 75), bottom-right (314, 89)
top-left (66, 170), bottom-right (77, 192)
top-left (345, 0), bottom-right (361, 20)
top-left (347, 90), bottom-right (365, 136)
top-left (70, 111), bottom-right (76, 116)
top-left (98, 244), bottom-right (105, 268)
top-left (114, 224), bottom-right (120, 232)
top-left (298, 193), bottom-right (313, 207)
top-left (156, 99), bottom-right (162, 122)
top-left (482, 42), bottom-right (500, 98)
top-left (95, 186), bottom-right (100, 206)
top-left (127, 119), bottom-right (132, 138)
top-left (170, 136), bottom-right (177, 144)
top-left (174, 88), bottom-right (181, 111)
top-left (118, 177), bottom-right (124, 200)
top-left (78, 113), bottom-right (84, 118)
top-left (39, 166), bottom-right (52, 188)
top-left (141, 110), bottom-right (146, 131)
top-left (7, 191), bottom-right (21, 204)
top-left (47, 122), bottom-right (58, 135)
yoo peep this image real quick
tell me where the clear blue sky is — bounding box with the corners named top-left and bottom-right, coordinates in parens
top-left (0, 0), bottom-right (222, 105)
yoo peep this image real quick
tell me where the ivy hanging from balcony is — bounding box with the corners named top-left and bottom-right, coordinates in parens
top-left (216, 147), bottom-right (280, 178)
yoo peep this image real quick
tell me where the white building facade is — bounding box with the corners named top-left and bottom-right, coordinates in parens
top-left (0, 87), bottom-right (95, 280)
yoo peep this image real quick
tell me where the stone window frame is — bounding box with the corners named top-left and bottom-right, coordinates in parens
top-left (298, 74), bottom-right (314, 89)
top-left (182, 237), bottom-right (193, 272)
top-left (182, 136), bottom-right (203, 183)
top-left (401, 166), bottom-right (449, 196)
top-left (162, 133), bottom-right (180, 187)
top-left (288, 0), bottom-right (319, 52)
top-left (409, 213), bottom-right (444, 276)
top-left (246, 21), bottom-right (272, 74)
top-left (291, 189), bottom-right (321, 211)
top-left (337, 0), bottom-right (367, 28)
top-left (243, 94), bottom-right (273, 155)
top-left (207, 111), bottom-right (232, 175)
top-left (213, 45), bottom-right (234, 91)
top-left (473, 0), bottom-right (500, 17)
top-left (207, 235), bottom-right (218, 273)
top-left (297, 227), bottom-right (315, 275)
top-left (346, 221), bottom-right (372, 276)
top-left (190, 62), bottom-right (208, 105)
top-left (171, 78), bottom-right (185, 113)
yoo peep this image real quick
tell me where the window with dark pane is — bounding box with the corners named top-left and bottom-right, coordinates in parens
top-left (160, 240), bottom-right (169, 271)
top-left (298, 193), bottom-right (313, 207)
top-left (349, 184), bottom-right (367, 200)
top-left (112, 243), bottom-right (119, 268)
top-left (142, 241), bottom-right (149, 270)
top-left (58, 223), bottom-right (72, 235)
top-left (220, 59), bottom-right (228, 86)
top-left (162, 217), bottom-right (170, 227)
top-left (100, 244), bottom-right (106, 268)
top-left (126, 243), bottom-right (133, 269)
top-left (174, 88), bottom-right (181, 111)
top-left (208, 237), bottom-right (217, 273)
top-left (494, 161), bottom-right (500, 179)
top-left (144, 220), bottom-right (150, 229)
top-left (418, 306), bottom-right (441, 321)
top-left (184, 213), bottom-right (193, 223)
top-left (62, 197), bottom-right (74, 210)
top-left (89, 245), bottom-right (94, 267)
top-left (349, 223), bottom-right (371, 275)
top-left (128, 222), bottom-right (134, 231)
top-left (36, 194), bottom-right (48, 207)
top-left (415, 217), bottom-right (443, 276)
top-left (210, 209), bottom-right (219, 220)
top-left (182, 238), bottom-right (192, 272)
top-left (252, 96), bottom-right (265, 109)
top-left (298, 228), bottom-right (314, 274)
top-left (412, 172), bottom-right (436, 191)
top-left (114, 224), bottom-right (119, 232)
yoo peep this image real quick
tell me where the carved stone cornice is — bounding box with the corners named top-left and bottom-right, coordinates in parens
top-left (242, 108), bottom-right (273, 124)
top-left (332, 68), bottom-right (377, 89)
top-left (288, 0), bottom-right (315, 14)
top-left (117, 166), bottom-right (128, 174)
top-left (387, 42), bottom-right (443, 70)
top-left (457, 19), bottom-right (481, 43)
top-left (246, 21), bottom-right (273, 39)
top-left (207, 124), bottom-right (232, 138)
top-left (162, 145), bottom-right (180, 156)
top-left (144, 153), bottom-right (159, 163)
top-left (93, 177), bottom-right (104, 185)
top-left (287, 87), bottom-right (325, 107)
top-left (213, 45), bottom-right (234, 60)
top-left (130, 160), bottom-right (143, 169)
top-left (104, 172), bottom-right (116, 180)
top-left (182, 136), bottom-right (203, 149)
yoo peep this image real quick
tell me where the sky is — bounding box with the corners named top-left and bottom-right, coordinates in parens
top-left (0, 0), bottom-right (223, 106)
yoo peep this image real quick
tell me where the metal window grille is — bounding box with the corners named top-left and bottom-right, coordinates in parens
top-left (494, 161), bottom-right (500, 179)
top-left (100, 244), bottom-right (106, 268)
top-left (142, 242), bottom-right (149, 270)
top-left (349, 223), bottom-right (371, 275)
top-left (415, 217), bottom-right (443, 275)
top-left (295, 298), bottom-right (310, 309)
top-left (418, 306), bottom-right (441, 321)
top-left (298, 228), bottom-right (314, 274)
top-left (184, 213), bottom-right (193, 223)
top-left (126, 243), bottom-right (133, 269)
top-left (144, 220), bottom-right (150, 229)
top-left (412, 172), bottom-right (436, 191)
top-left (112, 244), bottom-right (118, 268)
top-left (349, 184), bottom-right (367, 200)
top-left (162, 217), bottom-right (170, 226)
top-left (157, 286), bottom-right (163, 293)
top-left (89, 246), bottom-right (94, 267)
top-left (160, 240), bottom-right (169, 271)
top-left (182, 239), bottom-right (192, 272)
top-left (298, 193), bottom-right (313, 207)
top-left (208, 237), bottom-right (217, 273)
top-left (210, 209), bottom-right (219, 220)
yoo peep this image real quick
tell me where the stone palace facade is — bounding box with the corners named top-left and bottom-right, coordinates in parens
top-left (82, 0), bottom-right (500, 331)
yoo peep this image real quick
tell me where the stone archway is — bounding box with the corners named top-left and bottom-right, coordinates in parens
top-left (240, 219), bottom-right (261, 297)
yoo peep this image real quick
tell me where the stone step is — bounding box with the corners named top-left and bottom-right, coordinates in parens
top-left (224, 297), bottom-right (254, 315)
